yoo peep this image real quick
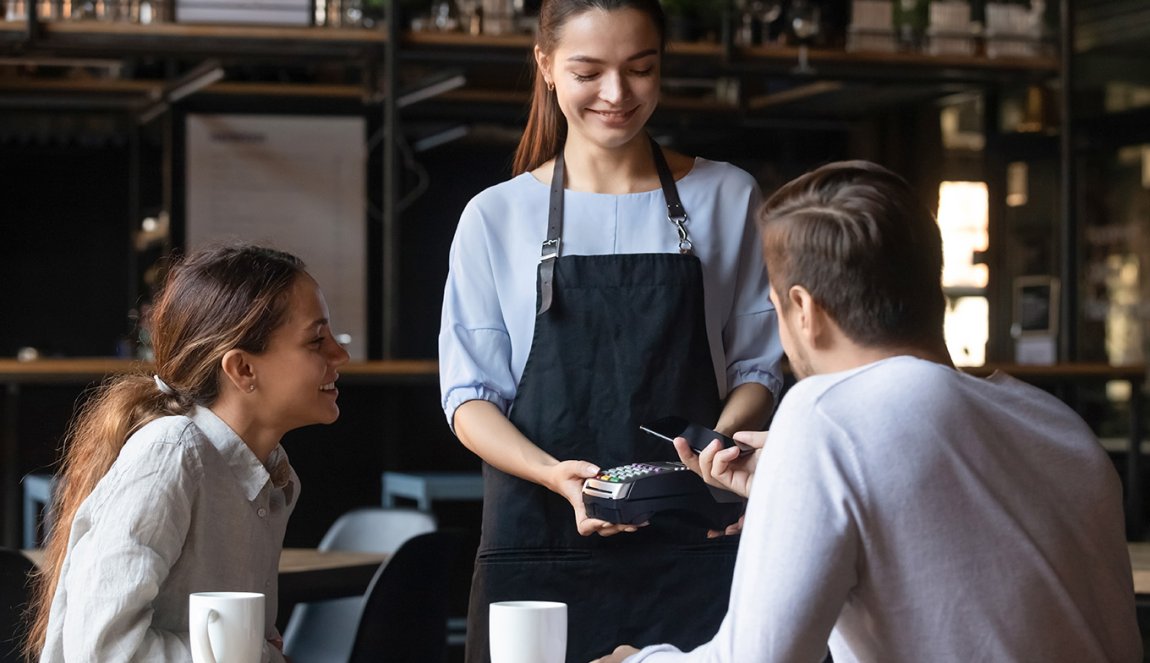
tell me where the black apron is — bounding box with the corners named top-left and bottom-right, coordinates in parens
top-left (466, 138), bottom-right (739, 663)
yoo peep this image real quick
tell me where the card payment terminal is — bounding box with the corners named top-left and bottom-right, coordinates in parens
top-left (582, 461), bottom-right (745, 530)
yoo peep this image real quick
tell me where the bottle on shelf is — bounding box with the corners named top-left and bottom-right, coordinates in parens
top-left (893, 0), bottom-right (930, 52)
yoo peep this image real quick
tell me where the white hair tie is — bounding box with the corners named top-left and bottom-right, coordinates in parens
top-left (153, 375), bottom-right (177, 396)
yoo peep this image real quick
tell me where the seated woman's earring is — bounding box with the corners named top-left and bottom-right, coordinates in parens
top-left (546, 80), bottom-right (554, 92)
top-left (249, 383), bottom-right (256, 392)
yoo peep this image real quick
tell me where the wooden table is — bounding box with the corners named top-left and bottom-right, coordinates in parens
top-left (22, 547), bottom-right (387, 603)
top-left (276, 547), bottom-right (388, 603)
top-left (1129, 543), bottom-right (1150, 595)
top-left (23, 547), bottom-right (386, 631)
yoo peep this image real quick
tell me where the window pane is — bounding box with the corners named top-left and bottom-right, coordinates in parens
top-left (938, 181), bottom-right (988, 289)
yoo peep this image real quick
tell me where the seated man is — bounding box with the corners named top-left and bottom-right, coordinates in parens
top-left (594, 161), bottom-right (1141, 663)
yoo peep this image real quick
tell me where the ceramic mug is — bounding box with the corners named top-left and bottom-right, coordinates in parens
top-left (188, 591), bottom-right (264, 663)
top-left (489, 600), bottom-right (567, 663)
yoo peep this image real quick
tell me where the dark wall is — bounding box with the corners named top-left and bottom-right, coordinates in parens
top-left (276, 381), bottom-right (474, 546)
top-left (0, 135), bottom-right (133, 357)
top-left (394, 129), bottom-right (519, 358)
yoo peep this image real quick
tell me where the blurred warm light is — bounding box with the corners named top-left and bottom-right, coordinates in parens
top-left (1105, 254), bottom-right (1143, 366)
top-left (938, 181), bottom-right (989, 288)
top-left (946, 296), bottom-right (988, 366)
top-left (938, 181), bottom-right (990, 366)
top-left (1143, 146), bottom-right (1150, 189)
top-left (1006, 161), bottom-right (1028, 207)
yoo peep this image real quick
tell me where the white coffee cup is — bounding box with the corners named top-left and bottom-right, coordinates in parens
top-left (188, 591), bottom-right (264, 663)
top-left (489, 600), bottom-right (567, 663)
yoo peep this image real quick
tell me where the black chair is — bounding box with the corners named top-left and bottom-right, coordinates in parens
top-left (347, 531), bottom-right (458, 663)
top-left (282, 507), bottom-right (438, 662)
top-left (1, 548), bottom-right (37, 663)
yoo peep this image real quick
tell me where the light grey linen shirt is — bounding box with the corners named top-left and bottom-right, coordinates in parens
top-left (40, 406), bottom-right (298, 662)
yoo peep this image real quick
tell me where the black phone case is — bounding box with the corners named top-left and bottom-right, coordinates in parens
top-left (640, 416), bottom-right (750, 455)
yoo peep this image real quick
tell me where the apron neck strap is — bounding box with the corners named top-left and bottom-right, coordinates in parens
top-left (537, 147), bottom-right (565, 315)
top-left (649, 135), bottom-right (686, 224)
top-left (650, 136), bottom-right (693, 255)
top-left (537, 136), bottom-right (690, 316)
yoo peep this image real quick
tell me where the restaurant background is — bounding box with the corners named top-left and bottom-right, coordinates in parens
top-left (2, 0), bottom-right (1150, 658)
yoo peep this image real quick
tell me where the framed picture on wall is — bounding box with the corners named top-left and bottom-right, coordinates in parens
top-left (1012, 275), bottom-right (1060, 365)
top-left (1012, 275), bottom-right (1060, 337)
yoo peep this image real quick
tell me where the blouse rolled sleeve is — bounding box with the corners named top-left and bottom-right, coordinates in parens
top-left (439, 198), bottom-right (519, 430)
top-left (721, 185), bottom-right (783, 399)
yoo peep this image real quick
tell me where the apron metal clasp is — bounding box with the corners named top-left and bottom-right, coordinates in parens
top-left (669, 215), bottom-right (693, 255)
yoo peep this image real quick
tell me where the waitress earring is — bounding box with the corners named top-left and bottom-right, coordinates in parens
top-left (546, 80), bottom-right (554, 92)
top-left (249, 384), bottom-right (256, 392)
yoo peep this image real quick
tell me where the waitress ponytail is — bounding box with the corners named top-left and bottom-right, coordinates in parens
top-left (513, 66), bottom-right (566, 176)
top-left (512, 0), bottom-right (666, 176)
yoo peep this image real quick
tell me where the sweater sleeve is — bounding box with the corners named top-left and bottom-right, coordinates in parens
top-left (626, 383), bottom-right (862, 662)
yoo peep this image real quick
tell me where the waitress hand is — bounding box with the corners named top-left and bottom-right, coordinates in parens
top-left (546, 460), bottom-right (647, 537)
top-left (673, 430), bottom-right (767, 499)
top-left (591, 645), bottom-right (639, 662)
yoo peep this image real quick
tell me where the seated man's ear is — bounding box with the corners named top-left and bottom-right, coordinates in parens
top-left (788, 285), bottom-right (832, 346)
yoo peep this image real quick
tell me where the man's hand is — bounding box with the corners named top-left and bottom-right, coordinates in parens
top-left (706, 513), bottom-right (745, 539)
top-left (546, 460), bottom-right (646, 537)
top-left (673, 430), bottom-right (768, 499)
top-left (591, 645), bottom-right (640, 662)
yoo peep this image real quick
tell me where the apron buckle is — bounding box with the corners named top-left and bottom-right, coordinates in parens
top-left (540, 237), bottom-right (561, 262)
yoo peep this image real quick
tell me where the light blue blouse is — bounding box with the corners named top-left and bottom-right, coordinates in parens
top-left (439, 157), bottom-right (784, 429)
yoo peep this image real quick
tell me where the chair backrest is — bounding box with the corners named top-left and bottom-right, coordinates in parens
top-left (318, 507), bottom-right (438, 554)
top-left (348, 531), bottom-right (457, 663)
top-left (283, 508), bottom-right (438, 663)
top-left (0, 548), bottom-right (37, 663)
top-left (22, 473), bottom-right (58, 549)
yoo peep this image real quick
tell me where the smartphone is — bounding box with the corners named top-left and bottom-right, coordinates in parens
top-left (640, 416), bottom-right (752, 456)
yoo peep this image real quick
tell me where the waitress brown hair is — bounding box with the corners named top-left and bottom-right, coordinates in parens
top-left (23, 244), bottom-right (305, 661)
top-left (512, 0), bottom-right (667, 175)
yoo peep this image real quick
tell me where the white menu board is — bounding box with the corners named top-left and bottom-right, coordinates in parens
top-left (186, 113), bottom-right (368, 360)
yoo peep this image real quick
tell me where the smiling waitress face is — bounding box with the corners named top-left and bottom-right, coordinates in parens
top-left (535, 6), bottom-right (662, 153)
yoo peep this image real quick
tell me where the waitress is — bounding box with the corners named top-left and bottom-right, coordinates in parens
top-left (438, 1), bottom-right (783, 661)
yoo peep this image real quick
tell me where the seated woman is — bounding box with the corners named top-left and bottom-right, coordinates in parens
top-left (25, 244), bottom-right (350, 662)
